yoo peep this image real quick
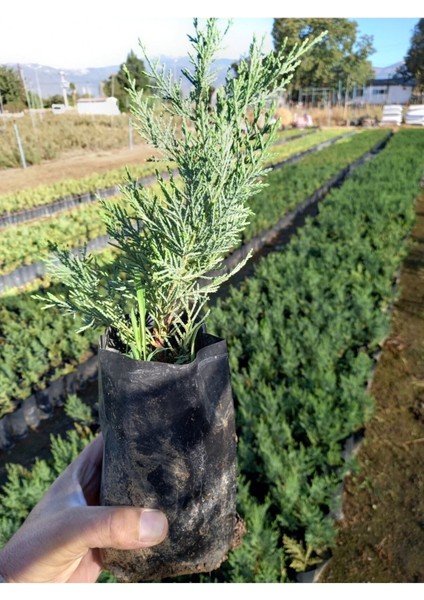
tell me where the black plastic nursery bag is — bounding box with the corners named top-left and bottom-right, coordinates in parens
top-left (98, 331), bottom-right (242, 582)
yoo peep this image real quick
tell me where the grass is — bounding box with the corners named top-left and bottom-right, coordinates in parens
top-left (275, 104), bottom-right (384, 127)
top-left (0, 112), bottom-right (144, 169)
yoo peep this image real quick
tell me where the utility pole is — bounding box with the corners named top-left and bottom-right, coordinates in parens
top-left (0, 94), bottom-right (5, 127)
top-left (60, 71), bottom-right (70, 108)
top-left (35, 68), bottom-right (43, 109)
top-left (14, 123), bottom-right (27, 169)
top-left (18, 64), bottom-right (36, 128)
top-left (128, 117), bottom-right (133, 150)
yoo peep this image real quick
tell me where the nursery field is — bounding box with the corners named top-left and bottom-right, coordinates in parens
top-left (0, 122), bottom-right (322, 196)
top-left (320, 192), bottom-right (424, 583)
top-left (0, 128), bottom-right (386, 409)
top-left (0, 144), bottom-right (158, 196)
top-left (0, 127), bottom-right (360, 290)
top-left (0, 127), bottom-right (423, 583)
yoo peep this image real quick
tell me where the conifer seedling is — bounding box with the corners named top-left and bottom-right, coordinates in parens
top-left (38, 18), bottom-right (323, 364)
top-left (33, 19), bottom-right (325, 582)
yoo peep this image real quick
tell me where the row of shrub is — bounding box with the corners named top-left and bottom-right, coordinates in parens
top-left (0, 130), bottom-right (387, 415)
top-left (0, 128), bottom-right (347, 217)
top-left (205, 128), bottom-right (424, 580)
top-left (2, 114), bottom-right (315, 171)
top-left (0, 129), bottom-right (422, 583)
top-left (0, 130), bottom-right (382, 282)
top-left (265, 127), bottom-right (348, 167)
top-left (0, 201), bottom-right (107, 276)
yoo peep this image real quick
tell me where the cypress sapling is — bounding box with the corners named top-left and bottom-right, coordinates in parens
top-left (35, 18), bottom-right (323, 582)
top-left (37, 18), bottom-right (323, 364)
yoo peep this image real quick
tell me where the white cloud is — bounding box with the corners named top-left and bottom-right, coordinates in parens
top-left (2, 0), bottom-right (419, 69)
top-left (1, 3), bottom-right (274, 69)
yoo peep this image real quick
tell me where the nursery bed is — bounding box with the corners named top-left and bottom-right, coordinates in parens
top-left (0, 132), bottom-right (391, 453)
top-left (319, 193), bottom-right (424, 583)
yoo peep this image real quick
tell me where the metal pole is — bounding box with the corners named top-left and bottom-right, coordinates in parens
top-left (14, 123), bottom-right (27, 169)
top-left (35, 69), bottom-right (43, 109)
top-left (60, 71), bottom-right (69, 108)
top-left (18, 65), bottom-right (36, 129)
top-left (128, 117), bottom-right (133, 150)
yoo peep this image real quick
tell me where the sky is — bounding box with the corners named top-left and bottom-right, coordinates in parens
top-left (0, 1), bottom-right (421, 70)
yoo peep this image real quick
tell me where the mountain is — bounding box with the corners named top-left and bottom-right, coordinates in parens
top-left (4, 63), bottom-right (117, 98)
top-left (6, 59), bottom-right (407, 100)
top-left (373, 62), bottom-right (404, 80)
top-left (4, 57), bottom-right (236, 99)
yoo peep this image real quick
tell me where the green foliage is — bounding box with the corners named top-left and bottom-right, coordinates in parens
top-left (103, 49), bottom-right (149, 111)
top-left (1, 130), bottom-right (423, 582)
top-left (243, 129), bottom-right (386, 241)
top-left (0, 160), bottom-right (162, 215)
top-left (0, 415), bottom-right (94, 548)
top-left (207, 129), bottom-right (424, 579)
top-left (272, 18), bottom-right (375, 94)
top-left (0, 66), bottom-right (25, 110)
top-left (0, 199), bottom-right (108, 276)
top-left (223, 479), bottom-right (287, 582)
top-left (282, 535), bottom-right (323, 572)
top-left (44, 93), bottom-right (66, 106)
top-left (41, 18), bottom-right (321, 364)
top-left (64, 394), bottom-right (94, 426)
top-left (0, 130), bottom-right (384, 416)
top-left (0, 279), bottom-right (100, 417)
top-left (403, 19), bottom-right (424, 93)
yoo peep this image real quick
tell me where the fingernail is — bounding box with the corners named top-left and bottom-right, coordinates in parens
top-left (139, 509), bottom-right (168, 544)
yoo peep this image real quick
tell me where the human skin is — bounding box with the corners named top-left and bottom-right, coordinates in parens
top-left (0, 435), bottom-right (168, 583)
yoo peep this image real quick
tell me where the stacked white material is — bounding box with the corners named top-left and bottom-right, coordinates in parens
top-left (380, 105), bottom-right (403, 126)
top-left (405, 105), bottom-right (424, 126)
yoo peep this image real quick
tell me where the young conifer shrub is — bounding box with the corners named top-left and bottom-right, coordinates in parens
top-left (37, 19), bottom-right (322, 364)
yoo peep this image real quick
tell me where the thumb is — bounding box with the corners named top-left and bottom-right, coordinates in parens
top-left (0, 507), bottom-right (168, 583)
top-left (73, 506), bottom-right (168, 552)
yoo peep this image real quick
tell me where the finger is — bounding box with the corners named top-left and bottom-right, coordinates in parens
top-left (66, 549), bottom-right (102, 583)
top-left (71, 506), bottom-right (168, 553)
top-left (0, 507), bottom-right (167, 582)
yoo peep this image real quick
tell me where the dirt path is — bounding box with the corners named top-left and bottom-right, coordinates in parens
top-left (0, 144), bottom-right (160, 195)
top-left (319, 193), bottom-right (424, 583)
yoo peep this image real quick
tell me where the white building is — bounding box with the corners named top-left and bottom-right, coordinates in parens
top-left (360, 79), bottom-right (414, 105)
top-left (76, 97), bottom-right (120, 116)
top-left (352, 63), bottom-right (415, 106)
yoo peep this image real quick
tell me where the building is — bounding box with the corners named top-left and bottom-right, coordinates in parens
top-left (353, 63), bottom-right (415, 106)
top-left (76, 97), bottom-right (120, 116)
top-left (360, 78), bottom-right (414, 105)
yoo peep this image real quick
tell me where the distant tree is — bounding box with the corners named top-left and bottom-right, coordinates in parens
top-left (403, 19), bottom-right (424, 94)
top-left (45, 94), bottom-right (65, 107)
top-left (0, 66), bottom-right (25, 111)
top-left (272, 19), bottom-right (375, 100)
top-left (68, 82), bottom-right (77, 107)
top-left (103, 50), bottom-right (150, 111)
top-left (27, 90), bottom-right (43, 109)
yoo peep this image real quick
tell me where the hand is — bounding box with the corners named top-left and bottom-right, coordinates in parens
top-left (0, 435), bottom-right (168, 583)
